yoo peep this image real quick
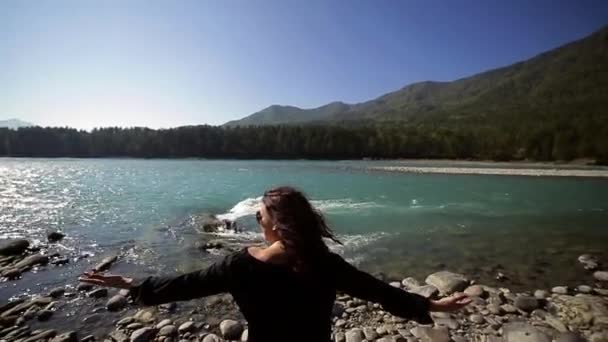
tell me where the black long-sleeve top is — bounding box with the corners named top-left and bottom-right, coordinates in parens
top-left (130, 248), bottom-right (432, 342)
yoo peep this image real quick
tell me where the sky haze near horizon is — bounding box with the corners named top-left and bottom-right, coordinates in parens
top-left (1, 0), bottom-right (608, 129)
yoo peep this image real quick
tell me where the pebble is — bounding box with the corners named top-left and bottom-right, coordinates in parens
top-left (130, 327), bottom-right (156, 342)
top-left (425, 271), bottom-right (469, 295)
top-left (77, 283), bottom-right (94, 291)
top-left (469, 314), bottom-right (485, 324)
top-left (117, 316), bottom-right (135, 326)
top-left (501, 304), bottom-right (519, 314)
top-left (241, 328), bottom-right (249, 342)
top-left (202, 334), bottom-right (221, 342)
top-left (576, 285), bottom-right (593, 294)
top-left (37, 309), bottom-right (53, 321)
top-left (178, 321), bottom-right (195, 334)
top-left (362, 327), bottom-right (377, 340)
top-left (155, 319), bottom-right (173, 329)
top-left (126, 322), bottom-right (144, 330)
top-left (87, 288), bottom-right (108, 298)
top-left (219, 320), bottom-right (243, 340)
top-left (49, 287), bottom-right (65, 298)
top-left (534, 290), bottom-right (549, 299)
top-left (158, 325), bottom-right (177, 337)
top-left (106, 295), bottom-right (127, 311)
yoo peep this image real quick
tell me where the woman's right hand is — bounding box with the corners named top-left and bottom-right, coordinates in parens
top-left (79, 271), bottom-right (134, 289)
top-left (429, 293), bottom-right (472, 312)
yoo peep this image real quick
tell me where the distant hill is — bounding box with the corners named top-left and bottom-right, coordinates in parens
top-left (224, 25), bottom-right (608, 126)
top-left (0, 119), bottom-right (34, 129)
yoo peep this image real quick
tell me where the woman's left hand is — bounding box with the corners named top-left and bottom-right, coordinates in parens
top-left (429, 293), bottom-right (472, 312)
top-left (79, 271), bottom-right (134, 289)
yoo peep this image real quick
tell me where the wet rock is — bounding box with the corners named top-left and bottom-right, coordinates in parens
top-left (130, 327), bottom-right (156, 342)
top-left (552, 286), bottom-right (569, 295)
top-left (51, 258), bottom-right (70, 266)
top-left (14, 254), bottom-right (49, 269)
top-left (514, 296), bottom-right (540, 312)
top-left (593, 271), bottom-right (608, 282)
top-left (503, 322), bottom-right (551, 342)
top-left (110, 330), bottom-right (129, 342)
top-left (345, 328), bottom-right (364, 342)
top-left (579, 254), bottom-right (599, 270)
top-left (87, 288), bottom-right (108, 298)
top-left (178, 321), bottom-right (195, 334)
top-left (127, 322), bottom-right (144, 330)
top-left (81, 335), bottom-right (95, 342)
top-left (117, 316), bottom-right (135, 326)
top-left (22, 329), bottom-right (57, 342)
top-left (410, 326), bottom-right (450, 342)
top-left (0, 239), bottom-right (30, 256)
top-left (158, 325), bottom-right (177, 337)
top-left (1, 268), bottom-right (21, 280)
top-left (106, 295), bottom-right (127, 311)
top-left (534, 290), bottom-right (550, 299)
top-left (219, 319), bottom-right (243, 340)
top-left (37, 309), bottom-right (53, 321)
top-left (49, 287), bottom-right (65, 298)
top-left (77, 282), bottom-right (94, 291)
top-left (93, 255), bottom-right (118, 272)
top-left (410, 285), bottom-right (439, 298)
top-left (155, 319), bottom-right (172, 329)
top-left (50, 331), bottom-right (78, 342)
top-left (47, 232), bottom-right (65, 243)
top-left (425, 271), bottom-right (469, 295)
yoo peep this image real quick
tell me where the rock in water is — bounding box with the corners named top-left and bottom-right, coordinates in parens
top-left (14, 254), bottom-right (49, 269)
top-left (594, 271), bottom-right (608, 282)
top-left (47, 232), bottom-right (65, 243)
top-left (93, 255), bottom-right (118, 272)
top-left (503, 322), bottom-right (551, 342)
top-left (106, 295), bottom-right (127, 311)
top-left (425, 271), bottom-right (469, 295)
top-left (219, 320), bottom-right (243, 340)
top-left (130, 327), bottom-right (155, 342)
top-left (0, 239), bottom-right (29, 255)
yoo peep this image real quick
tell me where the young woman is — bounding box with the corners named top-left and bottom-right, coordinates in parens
top-left (80, 186), bottom-right (470, 342)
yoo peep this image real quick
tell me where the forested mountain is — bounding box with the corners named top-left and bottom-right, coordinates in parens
top-left (1, 27), bottom-right (607, 163)
top-left (225, 25), bottom-right (608, 126)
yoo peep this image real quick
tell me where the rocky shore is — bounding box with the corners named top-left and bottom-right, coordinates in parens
top-left (2, 237), bottom-right (608, 342)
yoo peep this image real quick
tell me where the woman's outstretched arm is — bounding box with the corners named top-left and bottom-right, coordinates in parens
top-left (79, 254), bottom-right (236, 306)
top-left (331, 254), bottom-right (470, 324)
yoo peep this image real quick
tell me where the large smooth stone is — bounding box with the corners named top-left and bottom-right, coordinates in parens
top-left (425, 271), bottom-right (469, 295)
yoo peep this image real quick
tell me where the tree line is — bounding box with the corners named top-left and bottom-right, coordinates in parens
top-left (0, 117), bottom-right (606, 164)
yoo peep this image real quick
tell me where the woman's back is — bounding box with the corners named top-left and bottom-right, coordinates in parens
top-left (130, 248), bottom-right (432, 342)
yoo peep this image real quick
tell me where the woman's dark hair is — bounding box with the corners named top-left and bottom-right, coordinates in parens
top-left (262, 186), bottom-right (341, 271)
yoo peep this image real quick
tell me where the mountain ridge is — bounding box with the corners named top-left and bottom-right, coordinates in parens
top-left (224, 25), bottom-right (608, 126)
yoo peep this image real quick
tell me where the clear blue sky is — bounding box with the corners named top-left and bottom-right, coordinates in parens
top-left (1, 0), bottom-right (607, 129)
